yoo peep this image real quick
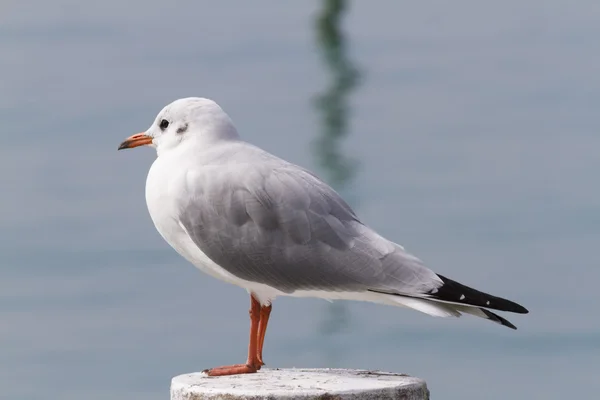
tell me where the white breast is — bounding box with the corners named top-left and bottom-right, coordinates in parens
top-left (144, 154), bottom-right (281, 304)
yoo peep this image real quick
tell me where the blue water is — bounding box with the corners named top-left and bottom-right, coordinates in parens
top-left (2, 1), bottom-right (599, 399)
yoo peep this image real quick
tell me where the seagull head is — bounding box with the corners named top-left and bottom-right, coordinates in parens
top-left (118, 97), bottom-right (240, 155)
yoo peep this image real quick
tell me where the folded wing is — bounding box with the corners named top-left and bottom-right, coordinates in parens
top-left (178, 160), bottom-right (443, 296)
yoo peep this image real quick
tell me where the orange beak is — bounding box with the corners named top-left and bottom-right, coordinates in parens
top-left (118, 133), bottom-right (153, 150)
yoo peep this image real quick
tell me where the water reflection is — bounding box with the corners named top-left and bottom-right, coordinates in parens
top-left (312, 0), bottom-right (362, 366)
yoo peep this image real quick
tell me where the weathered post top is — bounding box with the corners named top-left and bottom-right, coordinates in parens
top-left (171, 368), bottom-right (429, 400)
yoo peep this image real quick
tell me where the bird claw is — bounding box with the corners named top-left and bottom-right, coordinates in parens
top-left (204, 363), bottom-right (258, 376)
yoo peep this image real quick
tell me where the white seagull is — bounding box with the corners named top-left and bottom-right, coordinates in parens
top-left (118, 97), bottom-right (528, 376)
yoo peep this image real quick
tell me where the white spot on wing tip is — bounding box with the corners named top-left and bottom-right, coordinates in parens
top-left (459, 294), bottom-right (466, 300)
top-left (486, 300), bottom-right (490, 305)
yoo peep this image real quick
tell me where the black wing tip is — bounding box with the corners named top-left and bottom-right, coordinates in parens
top-left (487, 297), bottom-right (529, 314)
top-left (435, 274), bottom-right (529, 314)
top-left (513, 304), bottom-right (529, 314)
top-left (481, 308), bottom-right (518, 330)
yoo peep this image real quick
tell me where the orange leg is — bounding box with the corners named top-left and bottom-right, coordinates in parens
top-left (256, 304), bottom-right (272, 368)
top-left (204, 295), bottom-right (262, 376)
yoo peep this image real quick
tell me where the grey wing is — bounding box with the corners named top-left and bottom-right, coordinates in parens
top-left (179, 163), bottom-right (442, 295)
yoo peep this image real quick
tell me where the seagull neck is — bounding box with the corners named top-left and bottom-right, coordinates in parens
top-left (189, 127), bottom-right (241, 151)
top-left (200, 125), bottom-right (240, 144)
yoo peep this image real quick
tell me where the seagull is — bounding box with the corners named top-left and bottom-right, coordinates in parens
top-left (118, 97), bottom-right (528, 376)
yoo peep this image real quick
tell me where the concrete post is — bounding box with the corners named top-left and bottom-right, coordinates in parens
top-left (171, 368), bottom-right (429, 400)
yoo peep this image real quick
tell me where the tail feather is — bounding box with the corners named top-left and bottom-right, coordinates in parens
top-left (452, 304), bottom-right (517, 330)
top-left (380, 292), bottom-right (518, 329)
top-left (368, 273), bottom-right (528, 330)
top-left (386, 295), bottom-right (462, 318)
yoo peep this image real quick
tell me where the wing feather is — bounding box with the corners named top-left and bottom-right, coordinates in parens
top-left (178, 150), bottom-right (442, 295)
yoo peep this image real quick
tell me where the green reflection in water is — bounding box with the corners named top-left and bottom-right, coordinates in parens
top-left (312, 0), bottom-right (362, 366)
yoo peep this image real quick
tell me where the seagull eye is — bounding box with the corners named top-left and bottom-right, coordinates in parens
top-left (159, 119), bottom-right (169, 130)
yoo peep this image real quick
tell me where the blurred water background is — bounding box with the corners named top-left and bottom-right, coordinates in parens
top-left (1, 1), bottom-right (599, 399)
